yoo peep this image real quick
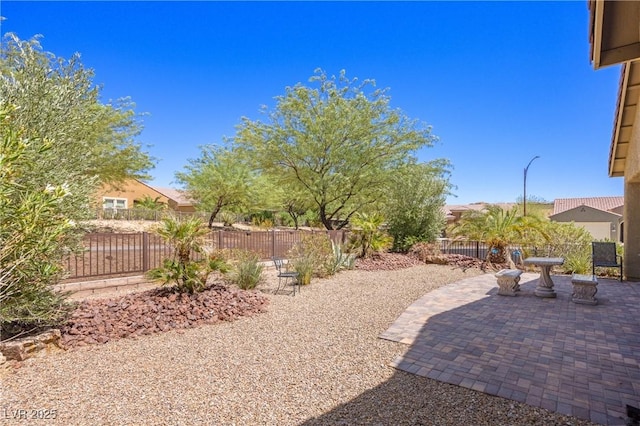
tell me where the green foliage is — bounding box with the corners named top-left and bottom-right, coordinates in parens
top-left (1, 33), bottom-right (154, 226)
top-left (218, 211), bottom-right (237, 227)
top-left (176, 146), bottom-right (255, 228)
top-left (349, 212), bottom-right (393, 258)
top-left (228, 251), bottom-right (263, 290)
top-left (384, 161), bottom-right (450, 251)
top-left (288, 233), bottom-right (334, 283)
top-left (0, 108), bottom-right (76, 339)
top-left (134, 195), bottom-right (166, 211)
top-left (146, 216), bottom-right (227, 293)
top-left (233, 69), bottom-right (444, 230)
top-left (326, 241), bottom-right (356, 275)
top-left (450, 205), bottom-right (547, 264)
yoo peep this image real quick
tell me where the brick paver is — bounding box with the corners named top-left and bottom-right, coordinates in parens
top-left (381, 273), bottom-right (640, 425)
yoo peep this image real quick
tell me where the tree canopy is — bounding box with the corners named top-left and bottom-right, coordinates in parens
top-left (232, 69), bottom-right (446, 229)
top-left (0, 33), bottom-right (154, 220)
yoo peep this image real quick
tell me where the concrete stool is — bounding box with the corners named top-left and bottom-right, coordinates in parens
top-left (571, 274), bottom-right (598, 305)
top-left (495, 269), bottom-right (523, 296)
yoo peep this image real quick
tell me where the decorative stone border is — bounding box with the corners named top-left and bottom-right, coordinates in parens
top-left (0, 329), bottom-right (64, 362)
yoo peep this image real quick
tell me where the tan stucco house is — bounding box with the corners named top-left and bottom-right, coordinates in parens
top-left (96, 179), bottom-right (195, 213)
top-left (549, 196), bottom-right (624, 241)
top-left (589, 0), bottom-right (640, 280)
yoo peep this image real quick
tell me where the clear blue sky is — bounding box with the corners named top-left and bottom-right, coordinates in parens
top-left (1, 1), bottom-right (623, 205)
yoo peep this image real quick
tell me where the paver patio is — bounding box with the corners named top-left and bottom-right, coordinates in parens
top-left (381, 273), bottom-right (640, 425)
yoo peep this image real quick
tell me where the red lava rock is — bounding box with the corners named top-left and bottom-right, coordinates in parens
top-left (355, 252), bottom-right (424, 271)
top-left (59, 284), bottom-right (269, 349)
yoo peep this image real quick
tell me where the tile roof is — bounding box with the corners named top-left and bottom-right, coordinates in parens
top-left (551, 196), bottom-right (624, 216)
top-left (151, 186), bottom-right (193, 206)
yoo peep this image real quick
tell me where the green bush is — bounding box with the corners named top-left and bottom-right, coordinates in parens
top-left (288, 233), bottom-right (334, 284)
top-left (229, 251), bottom-right (263, 290)
top-left (0, 108), bottom-right (77, 339)
top-left (146, 216), bottom-right (228, 293)
top-left (348, 213), bottom-right (393, 258)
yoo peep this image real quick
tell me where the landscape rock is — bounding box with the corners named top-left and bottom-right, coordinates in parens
top-left (0, 329), bottom-right (63, 361)
top-left (59, 284), bottom-right (269, 349)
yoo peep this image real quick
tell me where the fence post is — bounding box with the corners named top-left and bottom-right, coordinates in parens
top-left (218, 230), bottom-right (223, 249)
top-left (142, 232), bottom-right (150, 272)
top-left (271, 229), bottom-right (276, 259)
top-left (475, 241), bottom-right (480, 259)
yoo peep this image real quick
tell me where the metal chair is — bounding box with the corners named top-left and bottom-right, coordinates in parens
top-left (592, 241), bottom-right (623, 281)
top-left (273, 258), bottom-right (300, 295)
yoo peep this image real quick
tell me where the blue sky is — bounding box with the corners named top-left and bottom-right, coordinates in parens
top-left (1, 1), bottom-right (623, 205)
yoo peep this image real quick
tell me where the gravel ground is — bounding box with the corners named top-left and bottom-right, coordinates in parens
top-left (1, 264), bottom-right (597, 425)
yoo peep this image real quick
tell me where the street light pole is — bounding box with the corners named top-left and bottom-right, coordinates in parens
top-left (523, 155), bottom-right (540, 216)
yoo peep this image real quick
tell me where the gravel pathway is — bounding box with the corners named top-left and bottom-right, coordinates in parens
top-left (1, 265), bottom-right (597, 425)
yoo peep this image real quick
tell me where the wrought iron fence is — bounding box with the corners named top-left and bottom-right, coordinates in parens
top-left (63, 229), bottom-right (347, 281)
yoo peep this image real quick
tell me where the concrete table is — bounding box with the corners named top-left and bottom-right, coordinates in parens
top-left (523, 257), bottom-right (565, 298)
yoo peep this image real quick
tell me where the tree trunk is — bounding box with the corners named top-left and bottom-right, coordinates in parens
top-left (319, 205), bottom-right (335, 230)
top-left (207, 206), bottom-right (222, 229)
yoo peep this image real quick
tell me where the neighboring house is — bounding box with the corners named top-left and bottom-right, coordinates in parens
top-left (549, 196), bottom-right (624, 242)
top-left (443, 202), bottom-right (518, 228)
top-left (96, 179), bottom-right (195, 213)
top-left (589, 1), bottom-right (640, 280)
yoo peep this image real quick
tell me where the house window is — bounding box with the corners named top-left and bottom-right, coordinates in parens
top-left (103, 197), bottom-right (127, 210)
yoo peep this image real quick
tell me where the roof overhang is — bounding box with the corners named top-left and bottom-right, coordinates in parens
top-left (589, 0), bottom-right (640, 70)
top-left (589, 0), bottom-right (640, 178)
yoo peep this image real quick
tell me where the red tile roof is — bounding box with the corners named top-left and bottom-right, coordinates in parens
top-left (551, 196), bottom-right (624, 216)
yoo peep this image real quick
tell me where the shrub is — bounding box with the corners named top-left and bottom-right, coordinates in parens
top-left (408, 242), bottom-right (443, 263)
top-left (0, 108), bottom-right (77, 339)
top-left (229, 250), bottom-right (263, 290)
top-left (348, 213), bottom-right (393, 258)
top-left (218, 211), bottom-right (236, 227)
top-left (288, 233), bottom-right (334, 284)
top-left (146, 216), bottom-right (228, 293)
top-left (326, 241), bottom-right (356, 275)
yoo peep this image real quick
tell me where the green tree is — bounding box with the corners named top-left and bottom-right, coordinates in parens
top-left (1, 33), bottom-right (154, 223)
top-left (233, 69), bottom-right (442, 230)
top-left (176, 146), bottom-right (256, 228)
top-left (384, 161), bottom-right (450, 251)
top-left (0, 108), bottom-right (75, 339)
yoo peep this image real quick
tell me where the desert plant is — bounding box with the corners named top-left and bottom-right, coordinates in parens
top-left (229, 250), bottom-right (263, 290)
top-left (326, 241), bottom-right (356, 275)
top-left (449, 205), bottom-right (547, 264)
top-left (218, 211), bottom-right (237, 227)
top-left (146, 216), bottom-right (227, 293)
top-left (349, 212), bottom-right (393, 258)
top-left (287, 233), bottom-right (334, 283)
top-left (0, 109), bottom-right (77, 339)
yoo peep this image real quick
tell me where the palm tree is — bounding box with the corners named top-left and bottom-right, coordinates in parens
top-left (146, 216), bottom-right (227, 293)
top-left (450, 205), bottom-right (546, 264)
top-left (134, 195), bottom-right (166, 211)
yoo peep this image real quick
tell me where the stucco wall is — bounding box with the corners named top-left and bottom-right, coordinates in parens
top-left (550, 205), bottom-right (621, 241)
top-left (95, 180), bottom-right (170, 209)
